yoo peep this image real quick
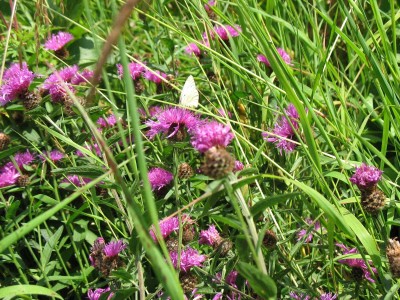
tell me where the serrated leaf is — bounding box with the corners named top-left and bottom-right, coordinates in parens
top-left (237, 262), bottom-right (277, 299)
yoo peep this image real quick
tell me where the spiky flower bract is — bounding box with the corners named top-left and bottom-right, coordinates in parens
top-left (0, 62), bottom-right (35, 106)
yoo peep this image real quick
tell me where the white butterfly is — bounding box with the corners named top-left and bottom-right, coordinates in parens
top-left (179, 75), bottom-right (199, 108)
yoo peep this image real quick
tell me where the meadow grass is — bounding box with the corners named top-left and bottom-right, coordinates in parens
top-left (0, 0), bottom-right (399, 299)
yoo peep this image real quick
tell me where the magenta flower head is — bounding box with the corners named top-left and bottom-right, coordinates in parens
top-left (117, 62), bottom-right (146, 80)
top-left (257, 48), bottom-right (292, 67)
top-left (289, 292), bottom-right (311, 300)
top-left (191, 121), bottom-right (234, 153)
top-left (138, 106), bottom-right (163, 119)
top-left (97, 114), bottom-right (117, 128)
top-left (44, 31), bottom-right (73, 51)
top-left (170, 247), bottom-right (207, 272)
top-left (297, 218), bottom-right (321, 243)
top-left (336, 243), bottom-right (377, 283)
top-left (143, 69), bottom-right (167, 85)
top-left (320, 293), bottom-right (338, 300)
top-left (146, 107), bottom-right (200, 140)
top-left (148, 167), bottom-right (173, 192)
top-left (185, 43), bottom-right (202, 57)
top-left (71, 69), bottom-right (94, 85)
top-left (40, 150), bottom-right (64, 162)
top-left (207, 25), bottom-right (242, 41)
top-left (199, 225), bottom-right (222, 246)
top-left (204, 0), bottom-right (216, 11)
top-left (87, 287), bottom-right (114, 300)
top-left (103, 240), bottom-right (127, 257)
top-left (14, 150), bottom-right (35, 167)
top-left (62, 175), bottom-right (92, 186)
top-left (262, 104), bottom-right (300, 154)
top-left (234, 160), bottom-right (244, 172)
top-left (350, 163), bottom-right (383, 190)
top-left (149, 216), bottom-right (179, 242)
top-left (42, 65), bottom-right (79, 102)
top-left (0, 165), bottom-right (20, 188)
top-left (0, 62), bottom-right (35, 106)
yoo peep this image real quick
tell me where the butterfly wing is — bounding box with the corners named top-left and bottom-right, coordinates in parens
top-left (179, 75), bottom-right (199, 108)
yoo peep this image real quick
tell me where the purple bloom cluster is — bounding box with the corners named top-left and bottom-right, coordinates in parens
top-left (117, 62), bottom-right (146, 80)
top-left (87, 287), bottom-right (114, 300)
top-left (44, 31), bottom-right (73, 51)
top-left (191, 121), bottom-right (234, 153)
top-left (146, 107), bottom-right (200, 140)
top-left (42, 65), bottom-right (91, 102)
top-left (290, 292), bottom-right (337, 300)
top-left (149, 216), bottom-right (179, 242)
top-left (143, 69), bottom-right (167, 85)
top-left (233, 160), bottom-right (244, 172)
top-left (0, 150), bottom-right (35, 188)
top-left (214, 270), bottom-right (240, 300)
top-left (199, 225), bottom-right (222, 246)
top-left (257, 48), bottom-right (292, 67)
top-left (97, 114), bottom-right (117, 128)
top-left (0, 62), bottom-right (35, 106)
top-left (40, 150), bottom-right (64, 163)
top-left (350, 163), bottom-right (383, 190)
top-left (76, 143), bottom-right (102, 157)
top-left (170, 247), bottom-right (207, 272)
top-left (103, 240), bottom-right (127, 257)
top-left (336, 243), bottom-right (377, 283)
top-left (297, 218), bottom-right (321, 243)
top-left (204, 25), bottom-right (242, 41)
top-left (138, 106), bottom-right (163, 119)
top-left (185, 43), bottom-right (202, 57)
top-left (62, 175), bottom-right (92, 187)
top-left (148, 167), bottom-right (173, 192)
top-left (204, 0), bottom-right (216, 12)
top-left (262, 104), bottom-right (300, 154)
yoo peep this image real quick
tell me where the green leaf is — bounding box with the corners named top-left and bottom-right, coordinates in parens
top-left (251, 193), bottom-right (301, 217)
top-left (0, 285), bottom-right (62, 299)
top-left (237, 262), bottom-right (277, 299)
top-left (41, 227), bottom-right (64, 267)
top-left (52, 166), bottom-right (106, 178)
top-left (6, 200), bottom-right (20, 219)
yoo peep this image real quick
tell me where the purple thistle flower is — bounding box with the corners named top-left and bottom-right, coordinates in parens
top-left (297, 218), bottom-right (321, 243)
top-left (40, 150), bottom-right (64, 162)
top-left (146, 107), bottom-right (200, 140)
top-left (44, 31), bottom-right (73, 51)
top-left (204, 0), bottom-right (216, 12)
top-left (234, 160), bottom-right (244, 172)
top-left (138, 105), bottom-right (163, 119)
top-left (336, 243), bottom-right (377, 283)
top-left (117, 62), bottom-right (146, 80)
top-left (257, 48), bottom-right (292, 67)
top-left (170, 247), bottom-right (207, 272)
top-left (87, 287), bottom-right (114, 300)
top-left (149, 216), bottom-right (179, 242)
top-left (213, 293), bottom-right (223, 300)
top-left (0, 165), bottom-right (20, 188)
top-left (206, 25), bottom-right (242, 41)
top-left (349, 163), bottom-right (383, 190)
top-left (262, 104), bottom-right (300, 154)
top-left (70, 69), bottom-right (94, 85)
top-left (320, 293), bottom-right (338, 300)
top-left (143, 70), bottom-right (167, 85)
top-left (148, 167), bottom-right (173, 192)
top-left (91, 237), bottom-right (106, 253)
top-left (191, 121), bottom-right (234, 153)
top-left (0, 62), bottom-right (35, 106)
top-left (42, 65), bottom-right (79, 102)
top-left (14, 150), bottom-right (35, 167)
top-left (103, 240), bottom-right (127, 257)
top-left (289, 292), bottom-right (311, 300)
top-left (185, 43), bottom-right (201, 57)
top-left (76, 143), bottom-right (102, 157)
top-left (97, 114), bottom-right (117, 128)
top-left (62, 175), bottom-right (92, 186)
top-left (199, 225), bottom-right (222, 246)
